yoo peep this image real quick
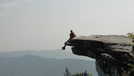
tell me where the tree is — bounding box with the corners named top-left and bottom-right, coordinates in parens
top-left (64, 68), bottom-right (92, 76)
top-left (72, 71), bottom-right (92, 76)
top-left (64, 68), bottom-right (71, 76)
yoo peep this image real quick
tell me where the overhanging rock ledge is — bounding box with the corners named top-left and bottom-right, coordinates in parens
top-left (65, 35), bottom-right (134, 76)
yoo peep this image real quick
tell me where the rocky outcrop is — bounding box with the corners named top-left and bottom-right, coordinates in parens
top-left (65, 35), bottom-right (134, 76)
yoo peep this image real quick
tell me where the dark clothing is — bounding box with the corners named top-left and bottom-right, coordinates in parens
top-left (69, 32), bottom-right (76, 40)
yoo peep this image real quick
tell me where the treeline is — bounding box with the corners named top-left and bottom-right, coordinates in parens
top-left (64, 68), bottom-right (92, 76)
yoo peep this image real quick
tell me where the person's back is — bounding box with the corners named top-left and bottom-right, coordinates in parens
top-left (69, 30), bottom-right (76, 40)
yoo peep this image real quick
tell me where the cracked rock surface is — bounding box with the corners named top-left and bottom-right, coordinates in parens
top-left (66, 35), bottom-right (134, 76)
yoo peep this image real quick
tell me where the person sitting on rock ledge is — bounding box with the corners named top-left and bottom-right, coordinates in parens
top-left (62, 30), bottom-right (77, 50)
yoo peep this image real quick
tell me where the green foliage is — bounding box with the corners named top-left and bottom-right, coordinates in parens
top-left (72, 71), bottom-right (92, 76)
top-left (127, 32), bottom-right (134, 72)
top-left (130, 51), bottom-right (134, 71)
top-left (127, 33), bottom-right (134, 42)
top-left (64, 68), bottom-right (72, 76)
top-left (64, 68), bottom-right (92, 76)
top-left (127, 33), bottom-right (134, 38)
top-left (127, 53), bottom-right (134, 72)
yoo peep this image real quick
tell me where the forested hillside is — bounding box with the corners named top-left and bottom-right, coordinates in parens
top-left (0, 55), bottom-right (97, 76)
top-left (0, 50), bottom-right (93, 61)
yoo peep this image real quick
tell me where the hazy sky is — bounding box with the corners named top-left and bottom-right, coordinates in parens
top-left (0, 0), bottom-right (134, 52)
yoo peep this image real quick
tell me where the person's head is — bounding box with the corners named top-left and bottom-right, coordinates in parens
top-left (70, 30), bottom-right (73, 33)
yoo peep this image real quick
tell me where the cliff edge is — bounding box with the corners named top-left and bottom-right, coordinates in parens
top-left (65, 35), bottom-right (134, 76)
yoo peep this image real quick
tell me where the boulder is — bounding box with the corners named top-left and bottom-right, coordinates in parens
top-left (66, 35), bottom-right (134, 76)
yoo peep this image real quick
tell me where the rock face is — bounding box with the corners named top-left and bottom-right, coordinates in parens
top-left (65, 35), bottom-right (134, 76)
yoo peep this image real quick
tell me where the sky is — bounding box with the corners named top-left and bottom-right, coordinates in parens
top-left (0, 0), bottom-right (134, 52)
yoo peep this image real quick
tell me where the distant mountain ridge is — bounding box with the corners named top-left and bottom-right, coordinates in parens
top-left (0, 55), bottom-right (97, 76)
top-left (0, 50), bottom-right (94, 61)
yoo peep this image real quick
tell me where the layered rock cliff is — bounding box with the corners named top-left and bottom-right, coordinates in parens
top-left (65, 35), bottom-right (134, 76)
